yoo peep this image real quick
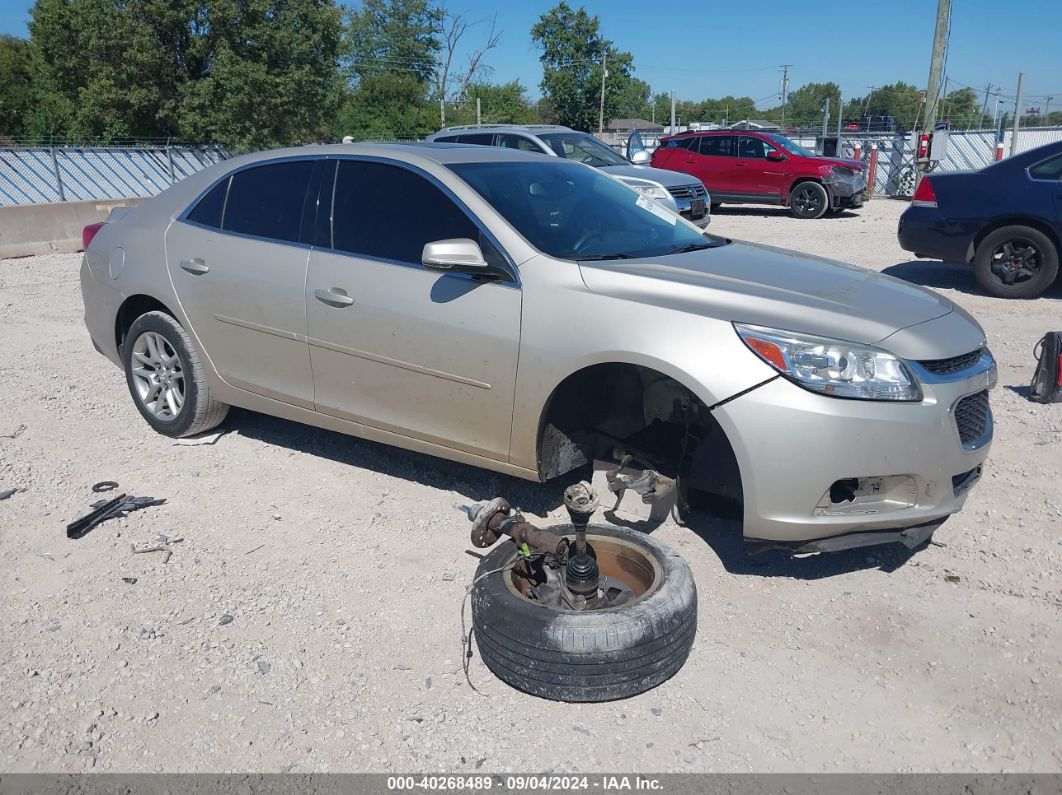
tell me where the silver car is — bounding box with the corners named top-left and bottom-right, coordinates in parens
top-left (424, 124), bottom-right (711, 227)
top-left (81, 143), bottom-right (995, 552)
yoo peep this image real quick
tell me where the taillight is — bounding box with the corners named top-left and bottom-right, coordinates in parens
top-left (911, 177), bottom-right (937, 208)
top-left (82, 222), bottom-right (105, 250)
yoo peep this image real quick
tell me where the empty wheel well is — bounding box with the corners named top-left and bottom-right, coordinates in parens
top-left (115, 295), bottom-right (174, 352)
top-left (537, 363), bottom-right (743, 511)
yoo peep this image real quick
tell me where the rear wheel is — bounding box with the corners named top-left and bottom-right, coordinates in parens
top-left (122, 311), bottom-right (229, 437)
top-left (973, 225), bottom-right (1059, 299)
top-left (471, 524), bottom-right (696, 702)
top-left (788, 181), bottom-right (829, 219)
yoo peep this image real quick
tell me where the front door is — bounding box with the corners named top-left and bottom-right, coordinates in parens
top-left (165, 159), bottom-right (319, 408)
top-left (305, 159), bottom-right (522, 460)
top-left (735, 135), bottom-right (789, 202)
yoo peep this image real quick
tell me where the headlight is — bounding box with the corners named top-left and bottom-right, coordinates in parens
top-left (734, 323), bottom-right (923, 401)
top-left (629, 184), bottom-right (671, 202)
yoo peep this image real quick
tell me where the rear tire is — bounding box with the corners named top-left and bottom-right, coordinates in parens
top-left (122, 311), bottom-right (229, 438)
top-left (471, 523), bottom-right (697, 702)
top-left (973, 225), bottom-right (1059, 299)
top-left (788, 181), bottom-right (829, 219)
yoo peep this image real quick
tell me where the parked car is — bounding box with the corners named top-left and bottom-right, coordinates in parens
top-left (649, 130), bottom-right (868, 219)
top-left (424, 124), bottom-right (710, 227)
top-left (81, 143), bottom-right (995, 553)
top-left (898, 141), bottom-right (1062, 299)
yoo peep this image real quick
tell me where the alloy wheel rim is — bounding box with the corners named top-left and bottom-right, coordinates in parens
top-left (794, 186), bottom-right (822, 214)
top-left (989, 238), bottom-right (1041, 285)
top-left (130, 331), bottom-right (185, 421)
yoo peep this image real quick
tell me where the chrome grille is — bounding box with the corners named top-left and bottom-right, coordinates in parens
top-left (954, 391), bottom-right (991, 449)
top-left (667, 184), bottom-right (707, 200)
top-left (919, 349), bottom-right (982, 375)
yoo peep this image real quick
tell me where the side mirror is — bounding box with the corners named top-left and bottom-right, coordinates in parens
top-left (422, 238), bottom-right (490, 273)
top-left (630, 150), bottom-right (651, 165)
top-left (766, 150), bottom-right (786, 162)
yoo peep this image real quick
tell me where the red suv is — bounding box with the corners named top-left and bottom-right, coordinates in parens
top-left (651, 131), bottom-right (868, 219)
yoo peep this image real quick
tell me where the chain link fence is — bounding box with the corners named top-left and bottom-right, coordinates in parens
top-left (0, 144), bottom-right (229, 207)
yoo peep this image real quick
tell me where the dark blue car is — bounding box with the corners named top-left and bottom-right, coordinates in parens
top-left (897, 141), bottom-right (1062, 299)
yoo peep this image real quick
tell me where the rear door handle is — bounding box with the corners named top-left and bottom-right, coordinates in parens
top-left (314, 287), bottom-right (354, 307)
top-left (179, 258), bottom-right (209, 275)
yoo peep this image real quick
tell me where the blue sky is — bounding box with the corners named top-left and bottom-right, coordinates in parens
top-left (2, 0), bottom-right (1059, 113)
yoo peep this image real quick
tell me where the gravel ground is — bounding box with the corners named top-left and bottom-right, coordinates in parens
top-left (1, 198), bottom-right (1060, 773)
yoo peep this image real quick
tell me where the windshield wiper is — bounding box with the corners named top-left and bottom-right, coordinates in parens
top-left (663, 242), bottom-right (714, 255)
top-left (577, 253), bottom-right (637, 261)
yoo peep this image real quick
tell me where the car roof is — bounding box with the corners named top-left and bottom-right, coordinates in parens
top-left (215, 141), bottom-right (557, 169)
top-left (430, 124), bottom-right (573, 136)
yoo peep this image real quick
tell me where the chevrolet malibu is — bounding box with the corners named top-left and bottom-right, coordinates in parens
top-left (81, 143), bottom-right (996, 553)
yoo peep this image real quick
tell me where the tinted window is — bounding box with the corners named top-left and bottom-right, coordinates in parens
top-left (331, 160), bottom-right (504, 269)
top-left (1029, 154), bottom-right (1062, 180)
top-left (455, 133), bottom-right (495, 145)
top-left (222, 160), bottom-right (315, 243)
top-left (665, 138), bottom-right (697, 151)
top-left (696, 136), bottom-right (734, 157)
top-left (186, 177), bottom-right (229, 228)
top-left (498, 134), bottom-right (542, 152)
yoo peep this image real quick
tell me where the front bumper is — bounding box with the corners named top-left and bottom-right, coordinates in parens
top-left (712, 357), bottom-right (995, 545)
top-left (665, 187), bottom-right (711, 227)
top-left (826, 174), bottom-right (867, 208)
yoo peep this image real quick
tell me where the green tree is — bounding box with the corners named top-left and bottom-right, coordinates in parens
top-left (28, 0), bottom-right (343, 149)
top-left (335, 72), bottom-right (436, 138)
top-left (530, 2), bottom-right (634, 132)
top-left (614, 77), bottom-right (650, 120)
top-left (782, 82), bottom-right (841, 128)
top-left (0, 35), bottom-right (33, 137)
top-left (344, 0), bottom-right (442, 85)
top-left (455, 81), bottom-right (537, 125)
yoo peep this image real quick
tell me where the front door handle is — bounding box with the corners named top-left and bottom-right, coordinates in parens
top-left (314, 287), bottom-right (354, 307)
top-left (179, 258), bottom-right (209, 275)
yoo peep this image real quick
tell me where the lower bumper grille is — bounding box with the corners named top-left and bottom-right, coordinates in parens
top-left (954, 390), bottom-right (992, 450)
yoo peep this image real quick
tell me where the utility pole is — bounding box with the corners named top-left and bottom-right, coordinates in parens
top-left (440, 98), bottom-right (445, 128)
top-left (651, 94), bottom-right (655, 124)
top-left (1044, 96), bottom-right (1053, 127)
top-left (980, 83), bottom-right (993, 129)
top-left (922, 0), bottom-right (952, 137)
top-left (779, 64), bottom-right (792, 129)
top-left (476, 97), bottom-right (481, 126)
top-left (1010, 71), bottom-right (1024, 156)
top-left (598, 50), bottom-right (608, 135)
top-left (670, 89), bottom-right (676, 133)
top-left (836, 92), bottom-right (843, 150)
top-left (821, 97), bottom-right (830, 139)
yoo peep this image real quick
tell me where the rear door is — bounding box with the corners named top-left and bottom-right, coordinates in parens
top-left (304, 159), bottom-right (521, 460)
top-left (166, 159), bottom-right (319, 408)
top-left (1027, 153), bottom-right (1062, 223)
top-left (690, 135), bottom-right (737, 195)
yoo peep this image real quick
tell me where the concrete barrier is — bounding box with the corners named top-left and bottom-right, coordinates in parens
top-left (0, 197), bottom-right (145, 259)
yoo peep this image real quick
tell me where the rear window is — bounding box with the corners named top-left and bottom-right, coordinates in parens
top-left (186, 177), bottom-right (229, 228)
top-left (222, 161), bottom-right (315, 243)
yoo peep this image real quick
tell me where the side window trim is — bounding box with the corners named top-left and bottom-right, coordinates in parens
top-left (322, 155), bottom-right (519, 286)
top-left (1028, 153), bottom-right (1062, 182)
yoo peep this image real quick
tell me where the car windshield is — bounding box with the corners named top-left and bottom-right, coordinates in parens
top-left (449, 161), bottom-right (724, 261)
top-left (537, 132), bottom-right (630, 167)
top-left (766, 134), bottom-right (815, 158)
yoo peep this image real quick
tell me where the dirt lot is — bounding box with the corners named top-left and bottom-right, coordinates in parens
top-left (1, 198), bottom-right (1060, 773)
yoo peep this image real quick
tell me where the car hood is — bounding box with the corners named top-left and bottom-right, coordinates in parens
top-left (599, 163), bottom-right (701, 187)
top-left (813, 156), bottom-right (867, 172)
top-left (578, 240), bottom-right (978, 358)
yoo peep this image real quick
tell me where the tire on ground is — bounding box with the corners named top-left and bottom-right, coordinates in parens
top-left (972, 225), bottom-right (1059, 299)
top-left (122, 310), bottom-right (229, 437)
top-left (471, 523), bottom-right (697, 702)
top-left (788, 181), bottom-right (829, 219)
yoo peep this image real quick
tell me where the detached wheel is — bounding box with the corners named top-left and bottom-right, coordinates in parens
top-left (122, 311), bottom-right (229, 437)
top-left (973, 225), bottom-right (1059, 299)
top-left (788, 181), bottom-right (829, 219)
top-left (471, 524), bottom-right (696, 702)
